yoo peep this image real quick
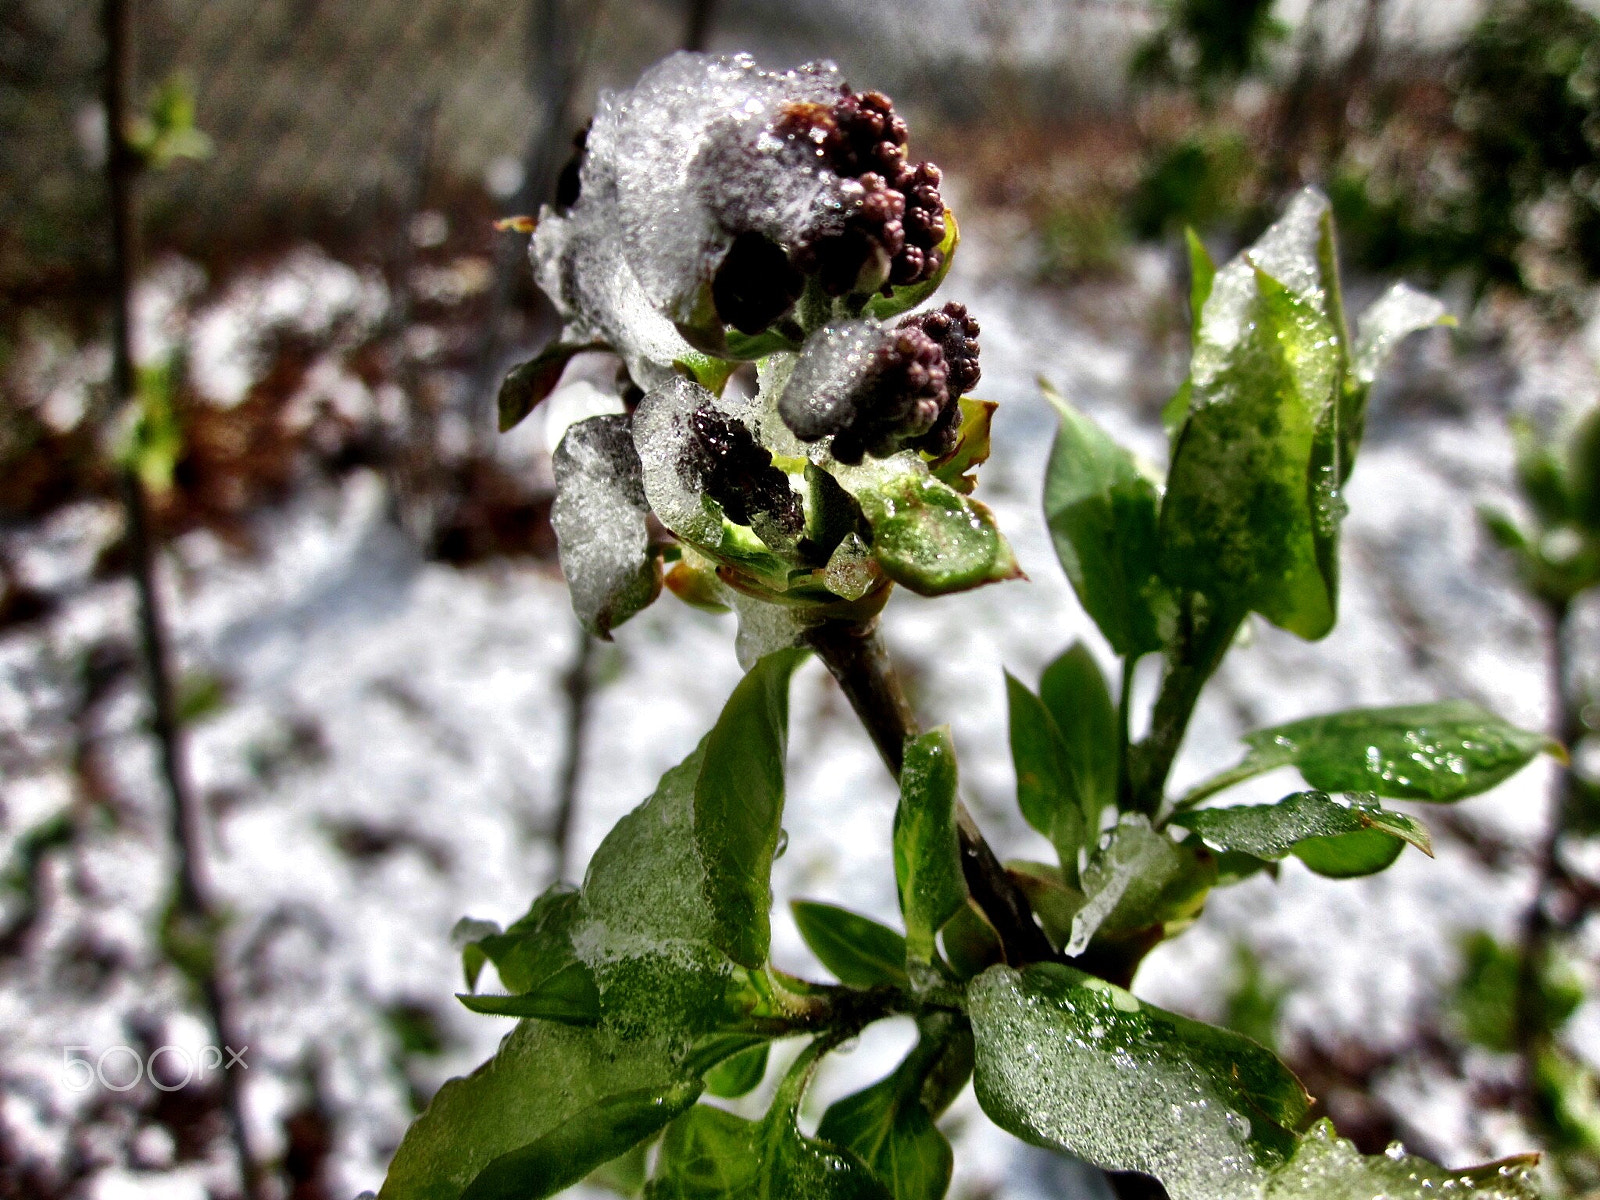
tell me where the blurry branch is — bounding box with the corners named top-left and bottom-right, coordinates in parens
top-left (101, 2), bottom-right (260, 1197)
top-left (683, 0), bottom-right (718, 53)
top-left (549, 629), bottom-right (595, 881)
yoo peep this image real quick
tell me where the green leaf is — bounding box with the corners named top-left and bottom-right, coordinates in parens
top-left (1265, 1119), bottom-right (1538, 1199)
top-left (649, 1045), bottom-right (891, 1200)
top-left (865, 211), bottom-right (960, 322)
top-left (927, 398), bottom-right (996, 495)
top-left (969, 963), bottom-right (1310, 1199)
top-left (1005, 673), bottom-right (1088, 877)
top-left (854, 468), bottom-right (1020, 596)
top-left (703, 1042), bottom-right (770, 1099)
top-left (1004, 861), bottom-right (1086, 952)
top-left (498, 341), bottom-right (602, 432)
top-left (384, 659), bottom-right (806, 1200)
top-left (674, 352), bottom-right (739, 395)
top-left (1159, 191), bottom-right (1351, 640)
top-left (462, 1081), bottom-right (703, 1200)
top-left (1067, 815), bottom-right (1214, 955)
top-left (1039, 642), bottom-right (1119, 839)
top-left (1239, 701), bottom-right (1555, 803)
top-left (456, 959), bottom-right (601, 1024)
top-left (1173, 791), bottom-right (1431, 880)
top-left (817, 1048), bottom-right (954, 1200)
top-left (1160, 231), bottom-right (1216, 438)
top-left (938, 901), bottom-right (1003, 981)
top-left (694, 647), bottom-right (808, 968)
top-left (1042, 380), bottom-right (1167, 657)
top-left (791, 901), bottom-right (909, 989)
top-left (894, 728), bottom-right (967, 969)
top-left (552, 415), bottom-right (663, 639)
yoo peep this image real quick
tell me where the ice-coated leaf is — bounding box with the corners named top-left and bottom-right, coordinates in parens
top-left (1344, 285), bottom-right (1450, 486)
top-left (1005, 674), bottom-right (1088, 877)
top-left (383, 656), bottom-right (805, 1199)
top-left (927, 397), bottom-right (996, 495)
top-left (1172, 791), bottom-right (1431, 880)
top-left (649, 1044), bottom-right (891, 1200)
top-left (694, 647), bottom-right (808, 968)
top-left (817, 1045), bottom-right (954, 1200)
top-left (1005, 862), bottom-right (1086, 952)
top-left (1042, 381), bottom-right (1167, 657)
top-left (457, 958), bottom-right (601, 1024)
top-left (1161, 231), bottom-right (1218, 438)
top-left (498, 341), bottom-right (603, 432)
top-left (729, 593), bottom-right (807, 672)
top-left (1039, 643), bottom-right (1119, 845)
top-left (853, 466), bottom-right (1019, 595)
top-left (1067, 815), bottom-right (1214, 956)
top-left (894, 729), bottom-right (967, 970)
top-left (791, 901), bottom-right (909, 989)
top-left (702, 1042), bottom-right (769, 1099)
top-left (1264, 1119), bottom-right (1538, 1199)
top-left (552, 415), bottom-right (663, 639)
top-left (1159, 189), bottom-right (1349, 640)
top-left (968, 963), bottom-right (1310, 1200)
top-left (1238, 701), bottom-right (1556, 803)
top-left (461, 1081), bottom-right (703, 1200)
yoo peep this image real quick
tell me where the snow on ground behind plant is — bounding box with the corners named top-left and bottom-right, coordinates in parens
top-left (1, 215), bottom-right (1595, 1199)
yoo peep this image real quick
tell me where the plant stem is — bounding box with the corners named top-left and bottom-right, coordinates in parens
top-left (1127, 594), bottom-right (1243, 816)
top-left (550, 627), bottom-right (594, 880)
top-left (803, 619), bottom-right (1057, 966)
top-left (103, 4), bottom-right (259, 1195)
top-left (1513, 595), bottom-right (1583, 1131)
top-left (1167, 757), bottom-right (1269, 817)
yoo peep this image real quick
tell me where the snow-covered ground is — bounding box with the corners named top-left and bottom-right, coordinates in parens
top-left (2, 212), bottom-right (1597, 1199)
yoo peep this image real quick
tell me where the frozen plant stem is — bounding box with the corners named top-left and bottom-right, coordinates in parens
top-left (804, 619), bottom-right (1057, 966)
top-left (1513, 596), bottom-right (1585, 1126)
top-left (102, 2), bottom-right (260, 1196)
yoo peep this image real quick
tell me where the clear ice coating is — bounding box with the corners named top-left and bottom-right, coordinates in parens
top-left (1353, 282), bottom-right (1449, 386)
top-left (550, 414), bottom-right (660, 639)
top-left (968, 965), bottom-right (1282, 1200)
top-left (533, 52), bottom-right (854, 368)
top-left (631, 375), bottom-right (730, 547)
top-left (731, 591), bottom-right (805, 670)
top-left (1066, 815), bottom-right (1192, 956)
top-left (778, 319), bottom-right (888, 441)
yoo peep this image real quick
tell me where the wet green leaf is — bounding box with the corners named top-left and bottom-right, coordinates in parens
top-left (1239, 701), bottom-right (1555, 803)
top-left (456, 959), bottom-right (601, 1024)
top-left (1173, 791), bottom-right (1430, 879)
top-left (1264, 1119), bottom-right (1538, 1199)
top-left (969, 963), bottom-right (1309, 1199)
top-left (792, 901), bottom-right (909, 989)
top-left (938, 901), bottom-right (1004, 981)
top-left (1004, 861), bottom-right (1086, 952)
top-left (383, 657), bottom-right (804, 1200)
top-left (498, 341), bottom-right (602, 432)
top-left (855, 468), bottom-right (1019, 596)
top-left (895, 728), bottom-right (967, 969)
top-left (649, 1046), bottom-right (891, 1200)
top-left (1159, 191), bottom-right (1350, 640)
top-left (1067, 815), bottom-right (1214, 955)
top-left (1005, 674), bottom-right (1088, 877)
top-left (703, 1042), bottom-right (770, 1099)
top-left (1042, 380), bottom-right (1167, 657)
top-left (817, 1049), bottom-right (954, 1200)
top-left (694, 648), bottom-right (808, 968)
top-left (1039, 642), bottom-right (1119, 840)
top-left (462, 1082), bottom-right (702, 1200)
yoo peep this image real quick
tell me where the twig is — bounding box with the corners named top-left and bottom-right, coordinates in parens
top-left (803, 618), bottom-right (1057, 967)
top-left (1513, 596), bottom-right (1584, 1129)
top-left (549, 628), bottom-right (594, 881)
top-left (102, 3), bottom-right (260, 1196)
top-left (682, 0), bottom-right (718, 52)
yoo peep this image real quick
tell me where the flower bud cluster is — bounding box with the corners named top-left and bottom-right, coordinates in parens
top-left (778, 302), bottom-right (981, 464)
top-left (682, 403), bottom-right (804, 534)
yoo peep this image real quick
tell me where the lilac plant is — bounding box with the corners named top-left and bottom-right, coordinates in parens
top-left (380, 54), bottom-right (1560, 1200)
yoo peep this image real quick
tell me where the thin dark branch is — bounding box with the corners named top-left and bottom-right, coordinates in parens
top-left (102, 3), bottom-right (259, 1195)
top-left (550, 627), bottom-right (594, 880)
top-left (804, 618), bottom-right (1057, 967)
top-left (682, 0), bottom-right (718, 52)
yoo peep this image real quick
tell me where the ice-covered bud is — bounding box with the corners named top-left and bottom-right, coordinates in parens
top-left (778, 319), bottom-right (954, 464)
top-left (682, 403), bottom-right (804, 536)
top-left (895, 301), bottom-right (981, 458)
top-left (532, 53), bottom-right (950, 365)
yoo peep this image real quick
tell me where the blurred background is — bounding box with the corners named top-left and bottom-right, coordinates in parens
top-left (4, 0), bottom-right (1600, 1197)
